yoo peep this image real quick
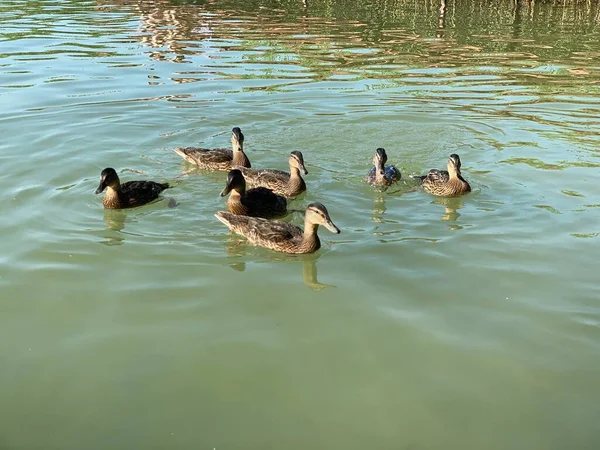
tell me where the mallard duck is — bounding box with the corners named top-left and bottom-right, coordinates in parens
top-left (220, 169), bottom-right (287, 219)
top-left (95, 168), bottom-right (170, 209)
top-left (414, 153), bottom-right (471, 197)
top-left (365, 147), bottom-right (401, 186)
top-left (174, 127), bottom-right (251, 171)
top-left (239, 151), bottom-right (308, 197)
top-left (215, 202), bottom-right (340, 254)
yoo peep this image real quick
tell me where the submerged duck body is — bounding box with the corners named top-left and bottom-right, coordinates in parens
top-left (415, 153), bottom-right (471, 197)
top-left (174, 127), bottom-right (251, 171)
top-left (366, 148), bottom-right (401, 187)
top-left (220, 169), bottom-right (287, 219)
top-left (215, 202), bottom-right (340, 254)
top-left (239, 151), bottom-right (308, 197)
top-left (95, 168), bottom-right (169, 209)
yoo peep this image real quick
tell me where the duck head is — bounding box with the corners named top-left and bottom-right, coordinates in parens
top-left (306, 202), bottom-right (340, 234)
top-left (95, 168), bottom-right (120, 194)
top-left (220, 169), bottom-right (246, 196)
top-left (290, 151), bottom-right (308, 175)
top-left (231, 127), bottom-right (244, 151)
top-left (373, 148), bottom-right (387, 177)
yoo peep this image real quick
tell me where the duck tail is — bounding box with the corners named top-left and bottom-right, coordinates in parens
top-left (214, 211), bottom-right (234, 229)
top-left (173, 147), bottom-right (187, 158)
top-left (160, 182), bottom-right (170, 190)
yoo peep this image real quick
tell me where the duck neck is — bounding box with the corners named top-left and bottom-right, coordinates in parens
top-left (103, 185), bottom-right (121, 207)
top-left (288, 166), bottom-right (306, 191)
top-left (232, 147), bottom-right (249, 167)
top-left (448, 165), bottom-right (459, 180)
top-left (448, 165), bottom-right (469, 188)
top-left (375, 161), bottom-right (386, 183)
top-left (301, 221), bottom-right (321, 253)
top-left (227, 189), bottom-right (248, 214)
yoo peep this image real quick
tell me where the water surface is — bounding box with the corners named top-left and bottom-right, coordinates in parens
top-left (1, 0), bottom-right (600, 448)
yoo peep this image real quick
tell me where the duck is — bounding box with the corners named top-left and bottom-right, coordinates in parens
top-left (239, 151), bottom-right (308, 197)
top-left (215, 202), bottom-right (340, 254)
top-left (220, 169), bottom-right (287, 219)
top-left (365, 148), bottom-right (401, 186)
top-left (174, 127), bottom-right (251, 171)
top-left (95, 168), bottom-right (170, 209)
top-left (414, 153), bottom-right (471, 197)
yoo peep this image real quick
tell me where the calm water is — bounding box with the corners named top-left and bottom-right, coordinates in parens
top-left (1, 0), bottom-right (600, 448)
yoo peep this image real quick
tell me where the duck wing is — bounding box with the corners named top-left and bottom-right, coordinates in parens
top-left (244, 187), bottom-right (287, 217)
top-left (248, 218), bottom-right (302, 244)
top-left (385, 165), bottom-right (401, 182)
top-left (120, 180), bottom-right (169, 206)
top-left (215, 212), bottom-right (301, 245)
top-left (365, 167), bottom-right (377, 184)
top-left (423, 169), bottom-right (449, 184)
top-left (241, 168), bottom-right (289, 181)
top-left (174, 147), bottom-right (233, 165)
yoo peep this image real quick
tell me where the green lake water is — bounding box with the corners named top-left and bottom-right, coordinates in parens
top-left (1, 0), bottom-right (599, 448)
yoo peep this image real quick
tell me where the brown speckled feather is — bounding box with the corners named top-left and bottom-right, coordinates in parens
top-left (174, 147), bottom-right (251, 171)
top-left (214, 212), bottom-right (320, 254)
top-left (365, 165), bottom-right (401, 186)
top-left (239, 167), bottom-right (306, 197)
top-left (416, 154), bottom-right (471, 197)
top-left (420, 171), bottom-right (470, 196)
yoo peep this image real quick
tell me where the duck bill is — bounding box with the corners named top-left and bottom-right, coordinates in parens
top-left (95, 180), bottom-right (106, 194)
top-left (300, 163), bottom-right (308, 175)
top-left (220, 184), bottom-right (232, 197)
top-left (324, 220), bottom-right (340, 234)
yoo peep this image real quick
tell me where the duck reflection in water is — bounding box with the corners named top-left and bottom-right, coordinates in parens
top-left (371, 194), bottom-right (387, 223)
top-left (224, 237), bottom-right (335, 291)
top-left (101, 210), bottom-right (127, 246)
top-left (432, 196), bottom-right (464, 226)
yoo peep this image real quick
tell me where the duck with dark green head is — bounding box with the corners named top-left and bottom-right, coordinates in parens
top-left (220, 169), bottom-right (287, 219)
top-left (174, 127), bottom-right (251, 171)
top-left (414, 153), bottom-right (471, 197)
top-left (366, 148), bottom-right (401, 187)
top-left (95, 168), bottom-right (170, 209)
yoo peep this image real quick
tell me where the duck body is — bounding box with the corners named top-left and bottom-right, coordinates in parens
top-left (239, 151), bottom-right (308, 197)
top-left (366, 165), bottom-right (401, 186)
top-left (215, 202), bottom-right (340, 254)
top-left (174, 127), bottom-right (251, 171)
top-left (95, 168), bottom-right (169, 209)
top-left (365, 148), bottom-right (401, 187)
top-left (221, 169), bottom-right (287, 219)
top-left (174, 147), bottom-right (248, 171)
top-left (415, 154), bottom-right (471, 197)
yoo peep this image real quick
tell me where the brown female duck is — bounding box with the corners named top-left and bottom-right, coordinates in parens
top-left (239, 151), bottom-right (308, 197)
top-left (220, 169), bottom-right (287, 219)
top-left (215, 202), bottom-right (340, 254)
top-left (95, 168), bottom-right (170, 209)
top-left (365, 147), bottom-right (401, 187)
top-left (415, 153), bottom-right (471, 197)
top-left (174, 127), bottom-right (251, 171)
